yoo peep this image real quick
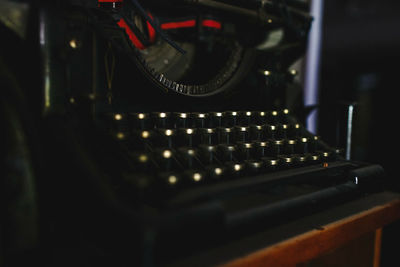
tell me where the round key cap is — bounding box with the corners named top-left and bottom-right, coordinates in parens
top-left (279, 109), bottom-right (290, 124)
top-left (198, 145), bottom-right (217, 165)
top-left (158, 172), bottom-right (182, 190)
top-left (270, 139), bottom-right (284, 156)
top-left (191, 112), bottom-right (208, 128)
top-left (254, 141), bottom-right (269, 158)
top-left (225, 162), bottom-right (245, 178)
top-left (130, 130), bottom-right (154, 150)
top-left (178, 128), bottom-right (197, 147)
top-left (224, 111), bottom-right (239, 127)
top-left (296, 137), bottom-right (309, 154)
top-left (112, 131), bottom-right (129, 142)
top-left (256, 111), bottom-right (268, 124)
top-left (217, 127), bottom-right (234, 144)
top-left (265, 124), bottom-right (277, 139)
top-left (129, 112), bottom-right (150, 130)
top-left (154, 148), bottom-right (176, 172)
top-left (106, 113), bottom-right (129, 132)
top-left (295, 154), bottom-right (309, 166)
top-left (288, 123), bottom-right (302, 138)
top-left (319, 151), bottom-right (332, 161)
top-left (217, 144), bottom-right (237, 162)
top-left (245, 160), bottom-right (264, 174)
top-left (250, 125), bottom-right (266, 141)
top-left (152, 112), bottom-right (171, 128)
top-left (184, 170), bottom-right (205, 185)
top-left (268, 110), bottom-right (279, 124)
top-left (237, 142), bottom-right (254, 160)
top-left (205, 165), bottom-right (226, 181)
top-left (199, 128), bottom-right (217, 145)
top-left (279, 155), bottom-right (295, 168)
top-left (285, 139), bottom-right (297, 155)
top-left (130, 151), bottom-right (152, 172)
top-left (173, 112), bottom-right (190, 128)
top-left (276, 124), bottom-right (289, 139)
top-left (262, 157), bottom-right (280, 171)
top-left (210, 112), bottom-right (224, 127)
top-left (239, 111), bottom-right (254, 126)
top-left (309, 153), bottom-right (321, 164)
top-left (177, 147), bottom-right (198, 169)
top-left (157, 128), bottom-right (176, 148)
top-left (309, 135), bottom-right (320, 152)
top-left (234, 126), bottom-right (250, 143)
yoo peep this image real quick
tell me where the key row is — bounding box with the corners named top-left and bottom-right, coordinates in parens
top-left (112, 125), bottom-right (311, 148)
top-left (129, 151), bottom-right (335, 190)
top-left (105, 110), bottom-right (294, 130)
top-left (129, 145), bottom-right (335, 173)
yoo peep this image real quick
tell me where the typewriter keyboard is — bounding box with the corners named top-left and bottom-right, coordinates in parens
top-left (101, 109), bottom-right (343, 204)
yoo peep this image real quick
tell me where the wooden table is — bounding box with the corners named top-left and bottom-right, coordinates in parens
top-left (167, 191), bottom-right (400, 267)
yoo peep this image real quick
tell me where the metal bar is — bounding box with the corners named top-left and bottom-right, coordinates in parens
top-left (346, 104), bottom-right (355, 160)
top-left (304, 0), bottom-right (324, 134)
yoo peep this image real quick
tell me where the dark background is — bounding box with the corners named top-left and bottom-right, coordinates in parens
top-left (317, 0), bottom-right (400, 265)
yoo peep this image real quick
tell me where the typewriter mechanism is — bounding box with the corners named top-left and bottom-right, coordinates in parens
top-left (0, 1), bottom-right (385, 266)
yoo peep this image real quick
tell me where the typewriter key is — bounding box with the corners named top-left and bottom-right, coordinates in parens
top-left (152, 112), bottom-right (171, 128)
top-left (254, 141), bottom-right (269, 158)
top-left (154, 149), bottom-right (176, 172)
top-left (106, 113), bottom-right (130, 132)
top-left (210, 112), bottom-right (224, 127)
top-left (270, 139), bottom-right (284, 156)
top-left (217, 144), bottom-right (237, 162)
top-left (129, 113), bottom-right (150, 130)
top-left (218, 127), bottom-right (234, 144)
top-left (276, 124), bottom-right (289, 139)
top-left (178, 147), bottom-right (198, 169)
top-left (265, 124), bottom-right (277, 139)
top-left (256, 111), bottom-right (268, 124)
top-left (198, 145), bottom-right (217, 165)
top-left (157, 129), bottom-right (176, 148)
top-left (178, 128), bottom-right (197, 147)
top-left (237, 142), bottom-right (254, 160)
top-left (224, 111), bottom-right (239, 127)
top-left (250, 125), bottom-right (266, 141)
top-left (262, 157), bottom-right (280, 171)
top-left (285, 139), bottom-right (297, 154)
top-left (245, 160), bottom-right (264, 174)
top-left (225, 162), bottom-right (245, 177)
top-left (239, 111), bottom-right (254, 126)
top-left (184, 170), bottom-right (205, 184)
top-left (279, 155), bottom-right (295, 168)
top-left (191, 112), bottom-right (208, 128)
top-left (268, 110), bottom-right (279, 124)
top-left (199, 128), bottom-right (217, 145)
top-left (206, 165), bottom-right (226, 180)
top-left (173, 112), bottom-right (190, 128)
top-left (234, 126), bottom-right (250, 143)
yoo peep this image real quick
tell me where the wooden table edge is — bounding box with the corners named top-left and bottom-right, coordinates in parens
top-left (220, 196), bottom-right (400, 267)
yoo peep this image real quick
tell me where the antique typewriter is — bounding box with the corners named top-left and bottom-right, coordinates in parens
top-left (0, 0), bottom-right (385, 266)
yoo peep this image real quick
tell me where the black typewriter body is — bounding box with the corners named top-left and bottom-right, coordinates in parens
top-left (0, 1), bottom-right (386, 266)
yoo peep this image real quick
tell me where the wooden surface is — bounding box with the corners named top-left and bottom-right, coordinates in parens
top-left (167, 191), bottom-right (400, 267)
top-left (297, 230), bottom-right (377, 267)
top-left (374, 228), bottom-right (382, 267)
top-left (221, 193), bottom-right (400, 267)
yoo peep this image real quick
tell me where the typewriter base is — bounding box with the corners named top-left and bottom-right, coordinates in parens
top-left (165, 191), bottom-right (400, 267)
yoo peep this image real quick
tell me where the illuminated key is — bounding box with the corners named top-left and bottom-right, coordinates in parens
top-left (129, 112), bottom-right (150, 130)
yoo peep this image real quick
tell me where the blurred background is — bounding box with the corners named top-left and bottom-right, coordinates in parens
top-left (315, 0), bottom-right (400, 265)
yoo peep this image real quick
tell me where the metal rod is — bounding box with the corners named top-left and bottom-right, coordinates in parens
top-left (346, 104), bottom-right (355, 160)
top-left (304, 0), bottom-right (324, 134)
